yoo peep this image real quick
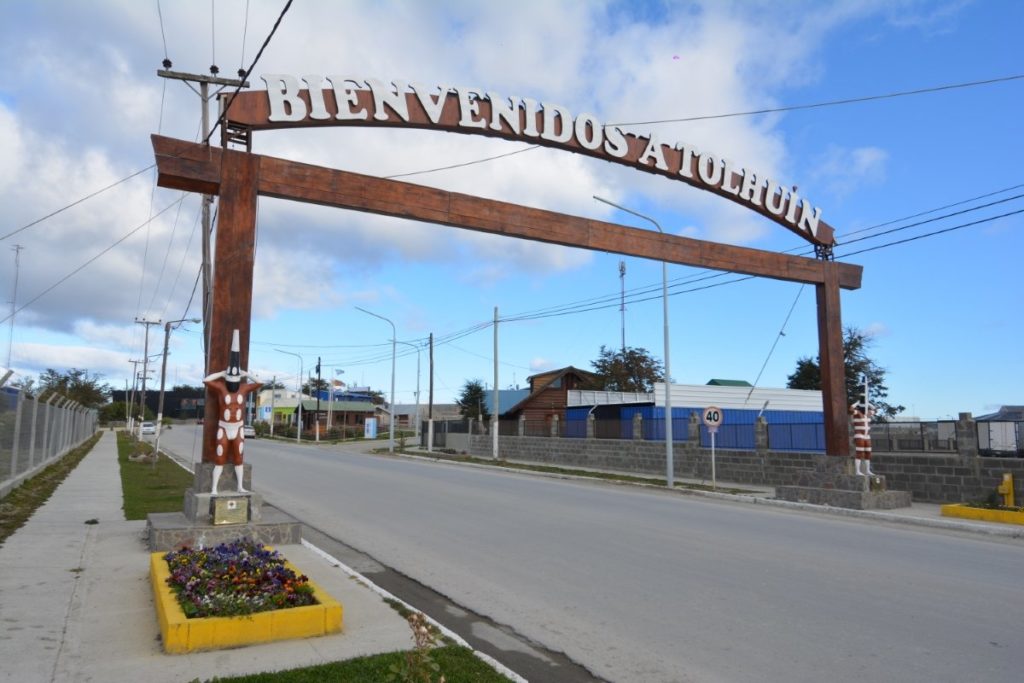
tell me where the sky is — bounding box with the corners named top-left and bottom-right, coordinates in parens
top-left (0, 0), bottom-right (1020, 419)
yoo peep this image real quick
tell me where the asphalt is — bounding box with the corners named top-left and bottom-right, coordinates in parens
top-left (1, 432), bottom-right (1021, 683)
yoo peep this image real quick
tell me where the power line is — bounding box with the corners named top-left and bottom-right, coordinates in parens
top-left (206, 0), bottom-right (293, 144)
top-left (610, 73), bottom-right (1024, 127)
top-left (838, 192), bottom-right (1024, 247)
top-left (0, 164), bottom-right (155, 242)
top-left (839, 208), bottom-right (1024, 258)
top-left (0, 196), bottom-right (186, 327)
top-left (156, 0), bottom-right (169, 60)
top-left (384, 144), bottom-right (540, 180)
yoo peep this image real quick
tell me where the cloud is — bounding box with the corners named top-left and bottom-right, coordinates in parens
top-left (529, 357), bottom-right (554, 371)
top-left (811, 144), bottom-right (888, 198)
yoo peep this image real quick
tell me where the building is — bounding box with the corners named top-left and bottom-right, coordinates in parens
top-left (501, 366), bottom-right (604, 426)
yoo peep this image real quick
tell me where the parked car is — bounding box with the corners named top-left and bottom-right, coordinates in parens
top-left (243, 424), bottom-right (256, 439)
top-left (140, 422), bottom-right (156, 435)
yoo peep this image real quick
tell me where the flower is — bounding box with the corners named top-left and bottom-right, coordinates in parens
top-left (163, 539), bottom-right (317, 618)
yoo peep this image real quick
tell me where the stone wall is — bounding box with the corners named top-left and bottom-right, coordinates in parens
top-left (465, 434), bottom-right (1024, 504)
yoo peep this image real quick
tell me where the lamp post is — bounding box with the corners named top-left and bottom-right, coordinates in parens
top-left (154, 317), bottom-right (201, 463)
top-left (356, 306), bottom-right (396, 453)
top-left (275, 349), bottom-right (303, 443)
top-left (395, 340), bottom-right (421, 442)
top-left (594, 196), bottom-right (675, 489)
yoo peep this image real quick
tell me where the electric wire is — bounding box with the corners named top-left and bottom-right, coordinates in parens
top-left (839, 209), bottom-right (1024, 258)
top-left (156, 0), bottom-right (169, 61)
top-left (0, 196), bottom-right (186, 327)
top-left (160, 207), bottom-right (202, 321)
top-left (0, 165), bottom-right (156, 242)
top-left (239, 0), bottom-right (250, 71)
top-left (609, 73), bottom-right (1024, 127)
top-left (744, 285), bottom-right (805, 406)
top-left (205, 0), bottom-right (293, 144)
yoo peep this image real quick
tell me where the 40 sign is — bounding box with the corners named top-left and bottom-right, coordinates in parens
top-left (702, 406), bottom-right (723, 433)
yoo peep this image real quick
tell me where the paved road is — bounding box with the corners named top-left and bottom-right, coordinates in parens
top-left (159, 427), bottom-right (1024, 682)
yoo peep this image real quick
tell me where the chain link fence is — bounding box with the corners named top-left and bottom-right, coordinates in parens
top-left (0, 389), bottom-right (99, 498)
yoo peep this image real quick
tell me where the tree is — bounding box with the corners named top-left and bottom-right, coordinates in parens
top-left (590, 345), bottom-right (665, 393)
top-left (37, 368), bottom-right (111, 408)
top-left (786, 326), bottom-right (905, 420)
top-left (456, 379), bottom-right (490, 420)
top-left (302, 378), bottom-right (329, 396)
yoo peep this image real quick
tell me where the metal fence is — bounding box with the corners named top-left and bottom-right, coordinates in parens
top-left (977, 421), bottom-right (1024, 456)
top-left (0, 389), bottom-right (99, 497)
top-left (422, 416), bottom-right (1024, 457)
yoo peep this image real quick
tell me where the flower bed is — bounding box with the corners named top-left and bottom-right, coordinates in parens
top-left (151, 540), bottom-right (343, 653)
top-left (164, 540), bottom-right (317, 618)
top-left (940, 503), bottom-right (1024, 526)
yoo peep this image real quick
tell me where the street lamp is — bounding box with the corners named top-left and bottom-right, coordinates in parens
top-left (275, 349), bottom-right (303, 443)
top-left (154, 317), bottom-right (201, 463)
top-left (594, 196), bottom-right (675, 489)
top-left (395, 340), bottom-right (421, 442)
top-left (356, 306), bottom-right (396, 453)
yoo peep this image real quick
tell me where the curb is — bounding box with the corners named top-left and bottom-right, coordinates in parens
top-left (301, 539), bottom-right (527, 683)
top-left (393, 450), bottom-right (1024, 540)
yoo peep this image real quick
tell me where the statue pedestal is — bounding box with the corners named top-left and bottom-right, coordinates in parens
top-left (146, 461), bottom-right (302, 552)
top-left (775, 456), bottom-right (912, 509)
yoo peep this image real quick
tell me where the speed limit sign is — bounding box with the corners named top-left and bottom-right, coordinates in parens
top-left (702, 406), bottom-right (723, 432)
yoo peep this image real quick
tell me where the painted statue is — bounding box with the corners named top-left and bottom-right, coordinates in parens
top-left (849, 376), bottom-right (875, 476)
top-left (203, 329), bottom-right (262, 494)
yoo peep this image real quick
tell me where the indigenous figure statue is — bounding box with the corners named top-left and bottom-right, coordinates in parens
top-left (849, 376), bottom-right (875, 476)
top-left (203, 329), bottom-right (262, 494)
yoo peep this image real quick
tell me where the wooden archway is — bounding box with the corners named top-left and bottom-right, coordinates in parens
top-left (152, 82), bottom-right (862, 461)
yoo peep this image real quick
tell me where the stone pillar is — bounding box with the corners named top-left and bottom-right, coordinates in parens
top-left (633, 413), bottom-right (643, 441)
top-left (551, 415), bottom-right (560, 438)
top-left (518, 415), bottom-right (525, 436)
top-left (955, 412), bottom-right (978, 459)
top-left (755, 416), bottom-right (768, 453)
top-left (586, 414), bottom-right (595, 439)
top-left (688, 412), bottom-right (701, 443)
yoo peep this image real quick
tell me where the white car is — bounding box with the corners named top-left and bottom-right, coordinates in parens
top-left (140, 422), bottom-right (156, 435)
top-left (242, 424), bottom-right (256, 438)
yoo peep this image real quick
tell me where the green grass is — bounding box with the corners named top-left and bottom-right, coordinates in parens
top-left (397, 450), bottom-right (756, 495)
top-left (0, 432), bottom-right (102, 547)
top-left (116, 431), bottom-right (194, 520)
top-left (205, 645), bottom-right (510, 682)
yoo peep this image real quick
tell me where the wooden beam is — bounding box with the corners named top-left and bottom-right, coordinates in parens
top-left (817, 263), bottom-right (850, 457)
top-left (152, 136), bottom-right (862, 290)
top-left (200, 149), bottom-right (260, 463)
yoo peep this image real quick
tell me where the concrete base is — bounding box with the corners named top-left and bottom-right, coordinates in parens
top-left (775, 485), bottom-right (913, 509)
top-left (774, 456), bottom-right (912, 510)
top-left (146, 505), bottom-right (302, 552)
top-left (183, 489), bottom-right (264, 524)
top-left (194, 462), bottom-right (252, 493)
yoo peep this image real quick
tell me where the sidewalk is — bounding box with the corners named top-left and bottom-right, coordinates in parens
top-left (0, 431), bottom-right (415, 683)
top-left (2, 434), bottom-right (1021, 683)
top-left (400, 447), bottom-right (1024, 540)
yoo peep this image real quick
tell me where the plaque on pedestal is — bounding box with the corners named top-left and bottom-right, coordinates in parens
top-left (211, 495), bottom-right (250, 525)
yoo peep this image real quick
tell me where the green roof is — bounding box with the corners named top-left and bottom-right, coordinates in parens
top-left (706, 379), bottom-right (752, 387)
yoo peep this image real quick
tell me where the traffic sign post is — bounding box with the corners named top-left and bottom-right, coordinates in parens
top-left (703, 406), bottom-right (723, 490)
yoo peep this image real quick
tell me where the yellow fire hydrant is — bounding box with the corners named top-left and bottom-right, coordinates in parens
top-left (997, 473), bottom-right (1015, 508)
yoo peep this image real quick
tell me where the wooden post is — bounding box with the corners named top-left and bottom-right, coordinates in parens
top-left (817, 262), bottom-right (849, 456)
top-left (201, 149), bottom-right (260, 463)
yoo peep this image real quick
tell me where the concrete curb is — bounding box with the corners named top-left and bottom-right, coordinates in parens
top-left (394, 450), bottom-right (1024, 540)
top-left (302, 539), bottom-right (527, 683)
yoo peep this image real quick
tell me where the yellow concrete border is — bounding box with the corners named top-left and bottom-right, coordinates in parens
top-left (150, 551), bottom-right (343, 653)
top-left (940, 503), bottom-right (1024, 526)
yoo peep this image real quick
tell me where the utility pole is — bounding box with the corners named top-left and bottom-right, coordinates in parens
top-left (135, 318), bottom-right (161, 438)
top-left (7, 244), bottom-right (23, 368)
top-left (315, 357), bottom-right (322, 442)
top-left (493, 306), bottom-right (499, 460)
top-left (157, 66), bottom-right (248, 373)
top-left (269, 375), bottom-right (276, 437)
top-left (619, 260), bottom-right (626, 354)
top-left (127, 359), bottom-right (142, 432)
top-left (428, 332), bottom-right (434, 452)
